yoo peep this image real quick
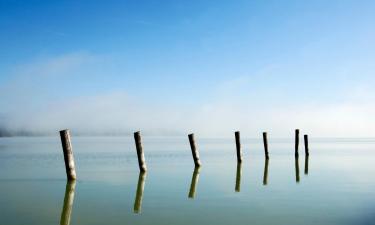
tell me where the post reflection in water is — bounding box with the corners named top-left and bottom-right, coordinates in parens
top-left (235, 162), bottom-right (242, 192)
top-left (295, 156), bottom-right (300, 183)
top-left (188, 166), bottom-right (201, 199)
top-left (263, 158), bottom-right (269, 185)
top-left (304, 156), bottom-right (309, 175)
top-left (134, 171), bottom-right (147, 214)
top-left (60, 180), bottom-right (76, 225)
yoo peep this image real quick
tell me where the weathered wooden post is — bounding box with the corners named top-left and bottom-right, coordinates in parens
top-left (188, 133), bottom-right (201, 167)
top-left (295, 129), bottom-right (300, 157)
top-left (60, 180), bottom-right (76, 225)
top-left (263, 158), bottom-right (269, 185)
top-left (134, 131), bottom-right (147, 172)
top-left (295, 157), bottom-right (300, 183)
top-left (304, 134), bottom-right (309, 156)
top-left (235, 162), bottom-right (242, 192)
top-left (188, 166), bottom-right (200, 198)
top-left (263, 132), bottom-right (269, 159)
top-left (134, 171), bottom-right (147, 213)
top-left (59, 129), bottom-right (77, 180)
top-left (235, 131), bottom-right (242, 163)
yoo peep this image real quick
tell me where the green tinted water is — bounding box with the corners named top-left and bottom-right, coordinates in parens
top-left (1, 137), bottom-right (375, 225)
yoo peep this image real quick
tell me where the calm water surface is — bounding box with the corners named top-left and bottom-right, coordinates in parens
top-left (1, 137), bottom-right (375, 225)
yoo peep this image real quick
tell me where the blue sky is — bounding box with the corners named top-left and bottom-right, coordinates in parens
top-left (0, 0), bottom-right (375, 137)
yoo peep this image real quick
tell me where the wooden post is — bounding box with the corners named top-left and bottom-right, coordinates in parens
top-left (304, 134), bottom-right (309, 156)
top-left (235, 131), bottom-right (242, 163)
top-left (60, 180), bottom-right (76, 225)
top-left (188, 166), bottom-right (200, 198)
top-left (263, 132), bottom-right (269, 159)
top-left (134, 131), bottom-right (147, 172)
top-left (295, 129), bottom-right (299, 157)
top-left (59, 130), bottom-right (77, 180)
top-left (263, 158), bottom-right (269, 185)
top-left (188, 134), bottom-right (201, 167)
top-left (134, 171), bottom-right (147, 213)
top-left (235, 162), bottom-right (242, 192)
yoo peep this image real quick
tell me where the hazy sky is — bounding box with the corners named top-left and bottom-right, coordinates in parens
top-left (1, 0), bottom-right (375, 137)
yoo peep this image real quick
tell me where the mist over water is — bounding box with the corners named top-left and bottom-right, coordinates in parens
top-left (1, 88), bottom-right (375, 137)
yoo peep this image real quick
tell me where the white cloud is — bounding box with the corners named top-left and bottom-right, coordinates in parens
top-left (1, 52), bottom-right (375, 137)
top-left (7, 51), bottom-right (95, 78)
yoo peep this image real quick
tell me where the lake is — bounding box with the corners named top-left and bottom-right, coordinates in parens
top-left (1, 136), bottom-right (375, 225)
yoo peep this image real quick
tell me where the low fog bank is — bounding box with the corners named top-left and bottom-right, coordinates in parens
top-left (0, 127), bottom-right (181, 137)
top-left (1, 91), bottom-right (375, 138)
top-left (0, 127), bottom-right (52, 137)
